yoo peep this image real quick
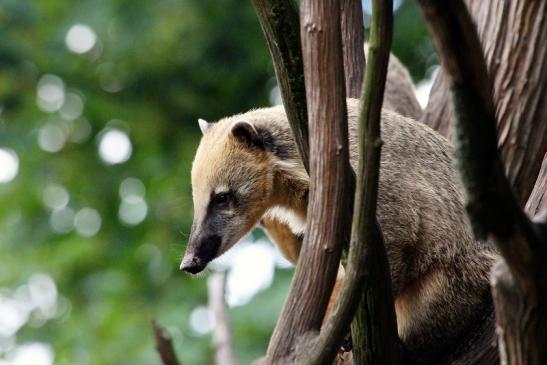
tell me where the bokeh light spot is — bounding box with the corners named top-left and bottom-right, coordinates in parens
top-left (42, 185), bottom-right (69, 211)
top-left (0, 148), bottom-right (19, 183)
top-left (119, 177), bottom-right (145, 199)
top-left (65, 24), bottom-right (97, 54)
top-left (8, 342), bottom-right (54, 365)
top-left (226, 242), bottom-right (275, 307)
top-left (269, 86), bottom-right (282, 106)
top-left (74, 208), bottom-right (101, 237)
top-left (38, 123), bottom-right (66, 153)
top-left (97, 129), bottom-right (132, 165)
top-left (0, 296), bottom-right (28, 337)
top-left (49, 207), bottom-right (75, 234)
top-left (59, 92), bottom-right (84, 120)
top-left (118, 197), bottom-right (148, 226)
top-left (189, 306), bottom-right (214, 336)
top-left (28, 273), bottom-right (58, 320)
top-left (36, 75), bottom-right (65, 113)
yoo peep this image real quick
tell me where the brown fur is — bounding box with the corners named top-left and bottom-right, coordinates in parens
top-left (380, 47), bottom-right (423, 120)
top-left (260, 216), bottom-right (302, 263)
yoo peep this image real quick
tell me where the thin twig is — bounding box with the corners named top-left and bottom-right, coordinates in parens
top-left (152, 319), bottom-right (181, 365)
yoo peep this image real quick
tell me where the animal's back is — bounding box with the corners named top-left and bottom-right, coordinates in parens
top-left (345, 99), bottom-right (496, 363)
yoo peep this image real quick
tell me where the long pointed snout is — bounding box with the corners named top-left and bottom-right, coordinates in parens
top-left (180, 234), bottom-right (222, 275)
top-left (180, 254), bottom-right (206, 274)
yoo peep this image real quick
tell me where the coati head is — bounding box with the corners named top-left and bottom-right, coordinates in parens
top-left (180, 116), bottom-right (279, 274)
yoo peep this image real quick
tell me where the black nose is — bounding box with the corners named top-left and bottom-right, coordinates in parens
top-left (180, 256), bottom-right (206, 275)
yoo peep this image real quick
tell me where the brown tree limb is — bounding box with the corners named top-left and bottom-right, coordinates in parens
top-left (333, 0), bottom-right (401, 363)
top-left (417, 0), bottom-right (542, 280)
top-left (251, 0), bottom-right (310, 172)
top-left (152, 320), bottom-right (182, 365)
top-left (265, 0), bottom-right (353, 363)
top-left (208, 272), bottom-right (238, 365)
top-left (340, 0), bottom-right (365, 99)
top-left (525, 154), bottom-right (547, 217)
top-left (417, 0), bottom-right (547, 363)
top-left (421, 0), bottom-right (547, 207)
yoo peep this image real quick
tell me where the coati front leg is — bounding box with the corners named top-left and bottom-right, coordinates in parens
top-left (260, 216), bottom-right (350, 351)
top-left (259, 217), bottom-right (344, 312)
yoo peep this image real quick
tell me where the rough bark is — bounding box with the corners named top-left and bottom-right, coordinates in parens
top-left (208, 273), bottom-right (237, 365)
top-left (417, 0), bottom-right (547, 364)
top-left (265, 0), bottom-right (352, 363)
top-left (421, 0), bottom-right (547, 207)
top-left (312, 0), bottom-right (401, 363)
top-left (525, 154), bottom-right (547, 217)
top-left (340, 0), bottom-right (365, 99)
top-left (251, 0), bottom-right (310, 172)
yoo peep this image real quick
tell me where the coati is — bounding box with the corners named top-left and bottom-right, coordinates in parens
top-left (182, 97), bottom-right (498, 363)
top-left (377, 49), bottom-right (423, 121)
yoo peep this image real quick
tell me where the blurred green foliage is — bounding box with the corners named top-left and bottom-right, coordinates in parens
top-left (0, 0), bottom-right (432, 364)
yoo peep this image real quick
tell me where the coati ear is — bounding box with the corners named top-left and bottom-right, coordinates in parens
top-left (198, 118), bottom-right (211, 134)
top-left (231, 121), bottom-right (264, 149)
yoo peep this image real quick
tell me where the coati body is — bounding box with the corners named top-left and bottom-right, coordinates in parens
top-left (183, 98), bottom-right (498, 364)
top-left (378, 49), bottom-right (423, 121)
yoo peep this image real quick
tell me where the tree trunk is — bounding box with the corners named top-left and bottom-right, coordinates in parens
top-left (417, 1), bottom-right (547, 365)
top-left (422, 0), bottom-right (547, 207)
top-left (340, 0), bottom-right (365, 99)
top-left (265, 0), bottom-right (353, 363)
top-left (491, 259), bottom-right (547, 365)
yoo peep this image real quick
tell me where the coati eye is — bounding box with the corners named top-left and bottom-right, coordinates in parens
top-left (212, 192), bottom-right (232, 207)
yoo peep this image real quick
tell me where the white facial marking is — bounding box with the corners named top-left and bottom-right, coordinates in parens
top-left (214, 186), bottom-right (230, 195)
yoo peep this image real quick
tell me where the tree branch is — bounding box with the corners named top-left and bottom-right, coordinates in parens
top-left (152, 320), bottom-right (182, 365)
top-left (309, 0), bottom-right (401, 364)
top-left (340, 0), bottom-right (365, 99)
top-left (417, 0), bottom-right (547, 362)
top-left (421, 0), bottom-right (547, 207)
top-left (350, 0), bottom-right (401, 361)
top-left (525, 154), bottom-right (547, 217)
top-left (265, 0), bottom-right (352, 362)
top-left (208, 272), bottom-right (238, 365)
top-left (417, 0), bottom-right (543, 281)
top-left (251, 0), bottom-right (310, 172)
